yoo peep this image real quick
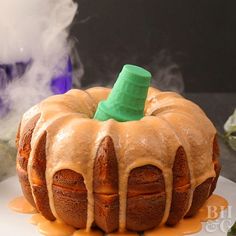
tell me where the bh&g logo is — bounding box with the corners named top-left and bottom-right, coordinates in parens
top-left (205, 205), bottom-right (233, 233)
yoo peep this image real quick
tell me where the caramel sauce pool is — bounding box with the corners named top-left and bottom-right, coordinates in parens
top-left (8, 196), bottom-right (37, 214)
top-left (145, 194), bottom-right (228, 236)
top-left (9, 194), bottom-right (228, 236)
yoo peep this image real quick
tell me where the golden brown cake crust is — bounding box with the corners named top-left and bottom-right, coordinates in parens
top-left (31, 131), bottom-right (55, 221)
top-left (185, 178), bottom-right (213, 217)
top-left (126, 165), bottom-right (166, 231)
top-left (209, 136), bottom-right (221, 196)
top-left (93, 136), bottom-right (119, 233)
top-left (16, 114), bottom-right (40, 207)
top-left (53, 170), bottom-right (88, 228)
top-left (166, 146), bottom-right (191, 225)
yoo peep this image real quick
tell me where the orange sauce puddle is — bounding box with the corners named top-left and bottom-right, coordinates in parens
top-left (73, 229), bottom-right (104, 236)
top-left (29, 214), bottom-right (104, 236)
top-left (30, 213), bottom-right (47, 225)
top-left (37, 220), bottom-right (75, 236)
top-left (107, 232), bottom-right (139, 236)
top-left (8, 196), bottom-right (37, 214)
top-left (10, 194), bottom-right (228, 236)
top-left (145, 194), bottom-right (228, 236)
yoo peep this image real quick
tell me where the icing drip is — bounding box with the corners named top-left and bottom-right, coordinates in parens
top-left (19, 87), bottom-right (217, 231)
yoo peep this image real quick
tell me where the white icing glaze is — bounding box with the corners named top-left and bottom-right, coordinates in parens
top-left (19, 86), bottom-right (217, 231)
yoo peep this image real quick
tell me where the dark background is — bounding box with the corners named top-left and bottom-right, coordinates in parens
top-left (72, 0), bottom-right (236, 92)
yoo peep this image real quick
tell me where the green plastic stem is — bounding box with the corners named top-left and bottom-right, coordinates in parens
top-left (94, 64), bottom-right (152, 122)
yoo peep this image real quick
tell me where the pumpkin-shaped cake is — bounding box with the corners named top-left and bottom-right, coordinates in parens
top-left (16, 65), bottom-right (220, 233)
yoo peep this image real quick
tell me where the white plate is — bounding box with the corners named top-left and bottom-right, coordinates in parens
top-left (1, 175), bottom-right (236, 236)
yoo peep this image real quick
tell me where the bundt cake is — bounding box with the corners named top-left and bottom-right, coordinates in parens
top-left (16, 68), bottom-right (220, 233)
